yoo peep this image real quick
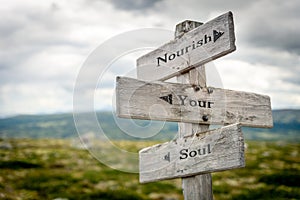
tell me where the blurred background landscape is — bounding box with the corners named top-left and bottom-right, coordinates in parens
top-left (0, 110), bottom-right (299, 199)
top-left (0, 110), bottom-right (300, 142)
top-left (1, 0), bottom-right (300, 199)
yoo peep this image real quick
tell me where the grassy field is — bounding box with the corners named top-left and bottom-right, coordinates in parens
top-left (0, 138), bottom-right (299, 200)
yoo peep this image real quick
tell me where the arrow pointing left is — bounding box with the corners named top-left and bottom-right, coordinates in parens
top-left (159, 94), bottom-right (173, 105)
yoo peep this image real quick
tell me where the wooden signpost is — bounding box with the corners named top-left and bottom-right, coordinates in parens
top-left (116, 76), bottom-right (273, 128)
top-left (115, 11), bottom-right (273, 200)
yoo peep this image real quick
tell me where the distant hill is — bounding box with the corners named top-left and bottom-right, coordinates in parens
top-left (243, 109), bottom-right (300, 141)
top-left (0, 112), bottom-right (177, 141)
top-left (0, 110), bottom-right (299, 141)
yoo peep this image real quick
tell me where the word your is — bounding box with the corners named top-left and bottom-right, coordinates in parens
top-left (178, 95), bottom-right (214, 108)
top-left (180, 144), bottom-right (211, 160)
top-left (157, 30), bottom-right (224, 66)
top-left (159, 94), bottom-right (214, 108)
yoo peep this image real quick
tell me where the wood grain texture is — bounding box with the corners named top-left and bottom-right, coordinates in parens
top-left (182, 174), bottom-right (213, 200)
top-left (136, 11), bottom-right (236, 81)
top-left (116, 76), bottom-right (273, 128)
top-left (178, 68), bottom-right (213, 200)
top-left (139, 123), bottom-right (245, 183)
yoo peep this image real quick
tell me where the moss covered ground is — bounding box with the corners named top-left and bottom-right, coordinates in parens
top-left (0, 138), bottom-right (299, 199)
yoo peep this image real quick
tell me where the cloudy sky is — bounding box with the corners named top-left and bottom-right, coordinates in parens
top-left (1, 0), bottom-right (300, 117)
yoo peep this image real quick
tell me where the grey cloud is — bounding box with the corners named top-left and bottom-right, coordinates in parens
top-left (245, 21), bottom-right (300, 54)
top-left (231, 45), bottom-right (299, 68)
top-left (0, 20), bottom-right (21, 38)
top-left (0, 2), bottom-right (86, 85)
top-left (50, 2), bottom-right (60, 12)
top-left (0, 2), bottom-right (85, 51)
top-left (239, 0), bottom-right (300, 55)
top-left (187, 0), bottom-right (253, 12)
top-left (109, 0), bottom-right (162, 11)
top-left (283, 75), bottom-right (300, 87)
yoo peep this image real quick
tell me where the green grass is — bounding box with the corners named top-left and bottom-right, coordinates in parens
top-left (0, 138), bottom-right (299, 199)
top-left (212, 141), bottom-right (300, 199)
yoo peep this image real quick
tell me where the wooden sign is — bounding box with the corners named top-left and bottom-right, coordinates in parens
top-left (116, 76), bottom-right (273, 128)
top-left (139, 123), bottom-right (245, 183)
top-left (137, 11), bottom-right (236, 81)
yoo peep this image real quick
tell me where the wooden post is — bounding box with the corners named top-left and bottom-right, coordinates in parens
top-left (176, 21), bottom-right (213, 200)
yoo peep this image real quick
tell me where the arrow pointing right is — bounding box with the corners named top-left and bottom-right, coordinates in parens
top-left (213, 30), bottom-right (224, 42)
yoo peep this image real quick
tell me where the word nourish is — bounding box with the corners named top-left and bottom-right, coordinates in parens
top-left (157, 30), bottom-right (224, 66)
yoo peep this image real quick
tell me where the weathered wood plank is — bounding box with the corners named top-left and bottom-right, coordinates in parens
top-left (139, 123), bottom-right (245, 183)
top-left (116, 76), bottom-right (273, 128)
top-left (136, 11), bottom-right (236, 81)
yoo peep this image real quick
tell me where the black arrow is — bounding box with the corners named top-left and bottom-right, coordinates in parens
top-left (159, 94), bottom-right (173, 105)
top-left (213, 30), bottom-right (224, 42)
top-left (163, 152), bottom-right (170, 162)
